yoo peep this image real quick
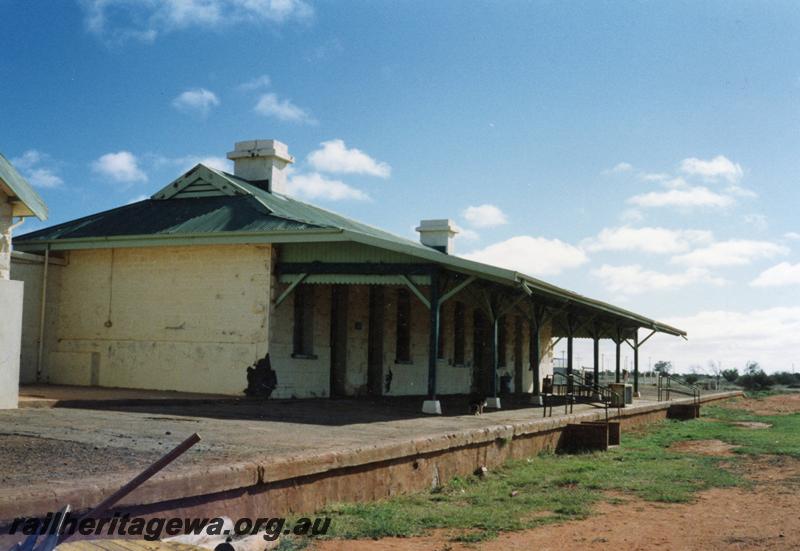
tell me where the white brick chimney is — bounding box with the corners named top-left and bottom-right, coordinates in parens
top-left (416, 219), bottom-right (458, 254)
top-left (226, 139), bottom-right (294, 192)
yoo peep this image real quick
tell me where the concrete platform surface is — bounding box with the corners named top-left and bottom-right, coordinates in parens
top-left (0, 390), bottom-right (741, 521)
top-left (18, 384), bottom-right (235, 408)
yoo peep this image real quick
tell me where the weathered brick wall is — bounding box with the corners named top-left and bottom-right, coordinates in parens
top-left (268, 283), bottom-right (333, 399)
top-left (269, 281), bottom-right (554, 398)
top-left (21, 244), bottom-right (272, 395)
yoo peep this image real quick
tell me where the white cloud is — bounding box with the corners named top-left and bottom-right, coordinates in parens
top-left (619, 208), bottom-right (644, 223)
top-left (607, 162), bottom-right (633, 173)
top-left (648, 307), bottom-right (800, 373)
top-left (725, 184), bottom-right (757, 198)
top-left (10, 150), bottom-right (64, 188)
top-left (254, 93), bottom-right (315, 124)
top-left (582, 226), bottom-right (713, 254)
top-left (306, 139), bottom-right (391, 178)
top-left (462, 204), bottom-right (508, 228)
top-left (785, 232), bottom-right (800, 241)
top-left (751, 262), bottom-right (800, 287)
top-left (671, 239), bottom-right (788, 268)
top-left (91, 151), bottom-right (147, 183)
top-left (628, 186), bottom-right (734, 209)
top-left (638, 172), bottom-right (670, 182)
top-left (27, 168), bottom-right (64, 189)
top-left (743, 213), bottom-right (768, 232)
top-left (452, 223), bottom-right (479, 241)
top-left (679, 155), bottom-right (743, 183)
top-left (82, 0), bottom-right (312, 43)
top-left (462, 236), bottom-right (588, 276)
top-left (238, 74), bottom-right (272, 91)
top-left (592, 264), bottom-right (725, 295)
top-left (172, 88), bottom-right (219, 116)
top-left (279, 171), bottom-right (369, 201)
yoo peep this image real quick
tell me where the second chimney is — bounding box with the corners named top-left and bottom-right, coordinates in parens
top-left (226, 139), bottom-right (294, 192)
top-left (416, 219), bottom-right (458, 254)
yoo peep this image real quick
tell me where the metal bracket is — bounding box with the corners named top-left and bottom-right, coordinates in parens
top-left (275, 273), bottom-right (308, 307)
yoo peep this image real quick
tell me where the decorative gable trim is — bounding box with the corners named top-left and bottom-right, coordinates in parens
top-left (151, 164), bottom-right (246, 200)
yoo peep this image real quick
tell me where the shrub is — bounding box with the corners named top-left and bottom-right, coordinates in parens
top-left (736, 369), bottom-right (772, 391)
top-left (721, 368), bottom-right (739, 383)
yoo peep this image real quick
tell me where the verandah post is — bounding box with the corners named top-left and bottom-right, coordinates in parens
top-left (633, 330), bottom-right (639, 396)
top-left (422, 269), bottom-right (441, 414)
top-left (530, 304), bottom-right (542, 406)
top-left (593, 334), bottom-right (600, 395)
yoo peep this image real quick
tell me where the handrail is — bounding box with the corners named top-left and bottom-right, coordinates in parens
top-left (544, 372), bottom-right (622, 421)
top-left (657, 373), bottom-right (700, 405)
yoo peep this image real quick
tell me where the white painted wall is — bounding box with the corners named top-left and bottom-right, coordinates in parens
top-left (0, 191), bottom-right (12, 280)
top-left (14, 244), bottom-right (272, 395)
top-left (0, 279), bottom-right (23, 408)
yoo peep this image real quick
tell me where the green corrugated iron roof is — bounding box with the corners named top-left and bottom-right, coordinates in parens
top-left (14, 162), bottom-right (685, 337)
top-left (0, 153), bottom-right (48, 220)
top-left (16, 194), bottom-right (321, 240)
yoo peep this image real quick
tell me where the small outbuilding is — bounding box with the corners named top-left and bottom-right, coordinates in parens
top-left (12, 139), bottom-right (684, 413)
top-left (1, 153), bottom-right (48, 408)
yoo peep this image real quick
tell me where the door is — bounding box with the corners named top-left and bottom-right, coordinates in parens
top-left (472, 309), bottom-right (492, 395)
top-left (330, 285), bottom-right (349, 397)
top-left (367, 286), bottom-right (385, 396)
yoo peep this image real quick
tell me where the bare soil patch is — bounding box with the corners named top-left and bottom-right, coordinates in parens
top-left (668, 439), bottom-right (738, 456)
top-left (726, 393), bottom-right (800, 415)
top-left (311, 458), bottom-right (800, 551)
top-left (730, 421), bottom-right (772, 429)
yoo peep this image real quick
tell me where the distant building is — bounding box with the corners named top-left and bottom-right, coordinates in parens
top-left (1, 153), bottom-right (47, 408)
top-left (12, 140), bottom-right (684, 413)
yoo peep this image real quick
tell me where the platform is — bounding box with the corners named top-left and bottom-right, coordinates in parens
top-left (0, 388), bottom-right (741, 527)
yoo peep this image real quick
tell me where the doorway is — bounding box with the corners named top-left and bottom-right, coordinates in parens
top-left (367, 286), bottom-right (384, 396)
top-left (472, 309), bottom-right (492, 395)
top-left (330, 285), bottom-right (349, 397)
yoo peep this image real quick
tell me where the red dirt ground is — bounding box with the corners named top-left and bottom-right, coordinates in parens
top-left (311, 451), bottom-right (800, 551)
top-left (725, 393), bottom-right (800, 415)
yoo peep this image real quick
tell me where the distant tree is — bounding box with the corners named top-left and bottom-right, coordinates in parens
top-left (721, 368), bottom-right (739, 383)
top-left (654, 360), bottom-right (672, 374)
top-left (769, 371), bottom-right (800, 386)
top-left (737, 362), bottom-right (772, 391)
top-left (684, 373), bottom-right (700, 385)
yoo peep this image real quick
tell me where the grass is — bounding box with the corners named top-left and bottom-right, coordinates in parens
top-left (313, 395), bottom-right (800, 543)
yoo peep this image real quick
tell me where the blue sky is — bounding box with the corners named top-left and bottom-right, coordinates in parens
top-left (2, 0), bottom-right (799, 373)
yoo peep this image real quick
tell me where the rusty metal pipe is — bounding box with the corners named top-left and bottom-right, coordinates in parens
top-left (58, 432), bottom-right (201, 544)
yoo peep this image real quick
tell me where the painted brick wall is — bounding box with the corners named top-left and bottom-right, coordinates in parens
top-left (22, 244), bottom-right (272, 394)
top-left (9, 255), bottom-right (63, 383)
top-left (268, 283), bottom-right (332, 399)
top-left (268, 281), bottom-right (554, 398)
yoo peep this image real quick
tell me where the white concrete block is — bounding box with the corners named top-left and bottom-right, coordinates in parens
top-left (422, 399), bottom-right (442, 415)
top-left (0, 279), bottom-right (23, 408)
top-left (485, 396), bottom-right (501, 409)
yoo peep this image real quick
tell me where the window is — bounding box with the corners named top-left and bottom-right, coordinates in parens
top-left (453, 301), bottom-right (465, 365)
top-left (497, 315), bottom-right (507, 367)
top-left (292, 285), bottom-right (315, 357)
top-left (395, 288), bottom-right (411, 362)
top-left (437, 303), bottom-right (446, 359)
